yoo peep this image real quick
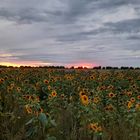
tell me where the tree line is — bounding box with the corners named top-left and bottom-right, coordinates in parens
top-left (0, 65), bottom-right (140, 70)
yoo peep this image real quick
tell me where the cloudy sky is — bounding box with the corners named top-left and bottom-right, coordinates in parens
top-left (0, 0), bottom-right (140, 67)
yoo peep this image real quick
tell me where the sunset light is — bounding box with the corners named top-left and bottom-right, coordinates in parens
top-left (0, 62), bottom-right (21, 67)
top-left (0, 61), bottom-right (52, 67)
top-left (67, 62), bottom-right (97, 68)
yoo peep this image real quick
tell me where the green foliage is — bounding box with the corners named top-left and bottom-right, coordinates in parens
top-left (0, 68), bottom-right (140, 140)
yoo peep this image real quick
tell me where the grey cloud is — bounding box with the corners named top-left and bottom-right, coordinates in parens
top-left (0, 8), bottom-right (48, 23)
top-left (127, 35), bottom-right (140, 40)
top-left (104, 18), bottom-right (140, 33)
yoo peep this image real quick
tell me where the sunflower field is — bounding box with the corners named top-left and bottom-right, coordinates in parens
top-left (0, 67), bottom-right (140, 140)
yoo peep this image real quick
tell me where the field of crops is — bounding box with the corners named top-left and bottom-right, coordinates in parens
top-left (0, 68), bottom-right (140, 140)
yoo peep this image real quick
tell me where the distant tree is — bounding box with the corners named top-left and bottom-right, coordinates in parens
top-left (112, 67), bottom-right (119, 69)
top-left (93, 66), bottom-right (101, 69)
top-left (77, 66), bottom-right (83, 69)
top-left (0, 65), bottom-right (7, 68)
top-left (60, 66), bottom-right (65, 69)
top-left (106, 66), bottom-right (112, 69)
top-left (121, 66), bottom-right (129, 70)
top-left (70, 66), bottom-right (74, 69)
top-left (129, 67), bottom-right (134, 69)
top-left (135, 67), bottom-right (140, 70)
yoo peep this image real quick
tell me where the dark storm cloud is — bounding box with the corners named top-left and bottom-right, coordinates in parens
top-left (0, 0), bottom-right (140, 66)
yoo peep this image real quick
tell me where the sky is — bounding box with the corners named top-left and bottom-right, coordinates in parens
top-left (0, 0), bottom-right (140, 67)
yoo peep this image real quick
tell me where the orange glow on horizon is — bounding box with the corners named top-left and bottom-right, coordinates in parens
top-left (0, 62), bottom-right (21, 67)
top-left (0, 61), bottom-right (98, 68)
top-left (67, 62), bottom-right (97, 68)
top-left (0, 61), bottom-right (52, 67)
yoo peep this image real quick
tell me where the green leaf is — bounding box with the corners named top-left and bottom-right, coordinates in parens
top-left (25, 118), bottom-right (34, 125)
top-left (47, 136), bottom-right (56, 140)
top-left (50, 119), bottom-right (57, 127)
top-left (38, 113), bottom-right (48, 126)
top-left (26, 127), bottom-right (37, 137)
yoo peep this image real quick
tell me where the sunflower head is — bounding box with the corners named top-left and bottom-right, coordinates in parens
top-left (93, 97), bottom-right (100, 104)
top-left (105, 104), bottom-right (114, 111)
top-left (51, 90), bottom-right (57, 97)
top-left (79, 91), bottom-right (86, 97)
top-left (0, 78), bottom-right (4, 84)
top-left (81, 95), bottom-right (89, 105)
top-left (130, 97), bottom-right (135, 103)
top-left (44, 79), bottom-right (49, 84)
top-left (39, 108), bottom-right (43, 113)
top-left (25, 105), bottom-right (32, 114)
top-left (48, 85), bottom-right (51, 90)
top-left (137, 95), bottom-right (140, 100)
top-left (60, 94), bottom-right (65, 99)
top-left (127, 91), bottom-right (132, 97)
top-left (17, 87), bottom-right (21, 92)
top-left (108, 92), bottom-right (115, 98)
top-left (88, 123), bottom-right (102, 132)
top-left (135, 103), bottom-right (140, 110)
top-left (127, 101), bottom-right (133, 109)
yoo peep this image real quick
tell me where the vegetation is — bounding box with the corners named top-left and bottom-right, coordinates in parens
top-left (0, 67), bottom-right (140, 140)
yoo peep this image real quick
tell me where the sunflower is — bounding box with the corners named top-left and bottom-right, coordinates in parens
top-left (48, 85), bottom-right (51, 90)
top-left (0, 78), bottom-right (4, 84)
top-left (127, 101), bottom-right (133, 109)
top-left (25, 105), bottom-right (32, 114)
top-left (4, 76), bottom-right (8, 80)
top-left (135, 103), bottom-right (140, 110)
top-left (105, 104), bottom-right (114, 111)
top-left (7, 86), bottom-right (13, 93)
top-left (130, 97), bottom-right (135, 103)
top-left (81, 95), bottom-right (89, 105)
top-left (91, 123), bottom-right (98, 131)
top-left (48, 94), bottom-right (52, 99)
top-left (90, 75), bottom-right (96, 80)
top-left (97, 126), bottom-right (102, 132)
top-left (30, 96), bottom-right (34, 101)
top-left (51, 90), bottom-right (57, 97)
top-left (137, 95), bottom-right (140, 100)
top-left (36, 96), bottom-right (40, 102)
top-left (39, 108), bottom-right (43, 113)
top-left (60, 94), bottom-right (65, 99)
top-left (44, 79), bottom-right (49, 84)
top-left (24, 80), bottom-right (28, 84)
top-left (79, 90), bottom-right (86, 97)
top-left (67, 76), bottom-right (72, 80)
top-left (107, 85), bottom-right (114, 90)
top-left (108, 92), bottom-right (115, 98)
top-left (88, 123), bottom-right (99, 132)
top-left (108, 104), bottom-right (114, 111)
top-left (10, 83), bottom-right (15, 88)
top-left (25, 95), bottom-right (32, 100)
top-left (16, 87), bottom-right (21, 92)
top-left (127, 91), bottom-right (132, 97)
top-left (93, 97), bottom-right (100, 104)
